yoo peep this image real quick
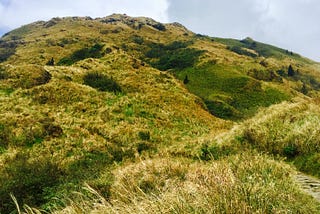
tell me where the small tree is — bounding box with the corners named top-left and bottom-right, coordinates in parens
top-left (46, 57), bottom-right (55, 66)
top-left (183, 75), bottom-right (189, 84)
top-left (288, 65), bottom-right (295, 76)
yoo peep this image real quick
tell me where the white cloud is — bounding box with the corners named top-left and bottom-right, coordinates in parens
top-left (0, 0), bottom-right (169, 30)
top-left (167, 0), bottom-right (320, 61)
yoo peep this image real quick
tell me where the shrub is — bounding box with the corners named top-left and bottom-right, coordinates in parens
top-left (136, 142), bottom-right (155, 154)
top-left (144, 41), bottom-right (203, 70)
top-left (227, 46), bottom-right (257, 58)
top-left (0, 40), bottom-right (17, 62)
top-left (151, 23), bottom-right (166, 31)
top-left (283, 144), bottom-right (299, 158)
top-left (0, 152), bottom-right (64, 213)
top-left (83, 72), bottom-right (122, 93)
top-left (138, 131), bottom-right (151, 141)
top-left (131, 35), bottom-right (144, 45)
top-left (58, 43), bottom-right (104, 65)
top-left (153, 48), bottom-right (203, 70)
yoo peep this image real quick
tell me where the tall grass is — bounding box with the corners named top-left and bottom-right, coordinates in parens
top-left (14, 154), bottom-right (320, 213)
top-left (220, 98), bottom-right (320, 176)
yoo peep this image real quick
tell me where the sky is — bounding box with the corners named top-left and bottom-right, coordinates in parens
top-left (0, 0), bottom-right (319, 61)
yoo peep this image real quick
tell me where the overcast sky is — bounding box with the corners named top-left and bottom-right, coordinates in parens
top-left (0, 0), bottom-right (319, 61)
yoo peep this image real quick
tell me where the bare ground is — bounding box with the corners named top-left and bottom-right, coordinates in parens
top-left (295, 173), bottom-right (320, 202)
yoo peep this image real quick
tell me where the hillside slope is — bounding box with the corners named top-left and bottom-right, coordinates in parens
top-left (0, 14), bottom-right (320, 213)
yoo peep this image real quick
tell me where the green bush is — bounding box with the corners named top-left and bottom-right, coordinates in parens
top-left (0, 40), bottom-right (17, 62)
top-left (0, 152), bottom-right (64, 213)
top-left (283, 144), bottom-right (299, 158)
top-left (151, 23), bottom-right (166, 31)
top-left (144, 41), bottom-right (203, 71)
top-left (131, 35), bottom-right (144, 45)
top-left (58, 43), bottom-right (104, 65)
top-left (83, 72), bottom-right (122, 93)
top-left (138, 131), bottom-right (151, 141)
top-left (227, 46), bottom-right (257, 58)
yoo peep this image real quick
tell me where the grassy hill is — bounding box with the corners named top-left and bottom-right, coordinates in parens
top-left (0, 14), bottom-right (320, 213)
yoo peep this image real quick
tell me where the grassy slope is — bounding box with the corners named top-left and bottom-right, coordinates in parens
top-left (0, 14), bottom-right (320, 213)
top-left (214, 97), bottom-right (320, 177)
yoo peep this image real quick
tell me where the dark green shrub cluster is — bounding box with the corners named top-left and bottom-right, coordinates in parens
top-left (145, 41), bottom-right (203, 70)
top-left (58, 43), bottom-right (104, 65)
top-left (83, 72), bottom-right (122, 93)
top-left (283, 144), bottom-right (299, 158)
top-left (151, 23), bottom-right (166, 31)
top-left (227, 46), bottom-right (257, 57)
top-left (0, 152), bottom-right (64, 213)
top-left (0, 40), bottom-right (17, 62)
top-left (138, 131), bottom-right (151, 141)
top-left (131, 35), bottom-right (144, 45)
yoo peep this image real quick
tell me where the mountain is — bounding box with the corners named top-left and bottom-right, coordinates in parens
top-left (0, 14), bottom-right (320, 213)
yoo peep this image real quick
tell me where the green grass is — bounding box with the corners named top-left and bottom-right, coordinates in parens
top-left (214, 37), bottom-right (308, 62)
top-left (173, 63), bottom-right (290, 120)
top-left (217, 98), bottom-right (320, 177)
top-left (143, 41), bottom-right (204, 71)
top-left (57, 43), bottom-right (105, 65)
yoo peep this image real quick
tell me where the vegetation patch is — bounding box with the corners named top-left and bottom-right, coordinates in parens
top-left (144, 41), bottom-right (204, 70)
top-left (173, 64), bottom-right (290, 120)
top-left (4, 65), bottom-right (51, 89)
top-left (0, 152), bottom-right (64, 213)
top-left (0, 40), bottom-right (18, 62)
top-left (227, 99), bottom-right (320, 177)
top-left (83, 72), bottom-right (122, 93)
top-left (58, 43), bottom-right (104, 65)
top-left (215, 37), bottom-right (305, 61)
top-left (227, 45), bottom-right (257, 58)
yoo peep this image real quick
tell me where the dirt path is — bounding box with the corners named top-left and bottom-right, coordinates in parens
top-left (295, 173), bottom-right (320, 202)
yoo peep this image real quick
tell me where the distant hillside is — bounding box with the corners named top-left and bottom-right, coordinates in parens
top-left (0, 14), bottom-right (320, 213)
